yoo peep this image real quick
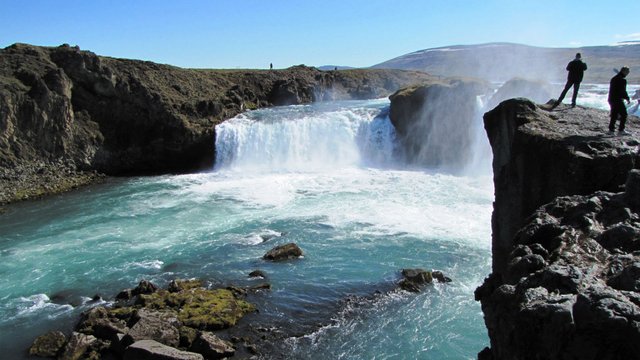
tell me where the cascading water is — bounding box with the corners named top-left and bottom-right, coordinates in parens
top-left (214, 99), bottom-right (398, 172)
top-left (0, 97), bottom-right (495, 359)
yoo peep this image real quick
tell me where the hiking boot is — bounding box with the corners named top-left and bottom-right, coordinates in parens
top-left (608, 130), bottom-right (616, 135)
top-left (618, 130), bottom-right (629, 135)
top-left (571, 103), bottom-right (576, 108)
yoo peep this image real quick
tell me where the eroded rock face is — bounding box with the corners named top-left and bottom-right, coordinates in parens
top-left (0, 43), bottom-right (435, 205)
top-left (388, 78), bottom-right (488, 169)
top-left (477, 96), bottom-right (640, 359)
top-left (477, 173), bottom-right (640, 359)
top-left (484, 98), bottom-right (639, 275)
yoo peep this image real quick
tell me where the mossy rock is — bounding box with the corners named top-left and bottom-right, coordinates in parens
top-left (139, 288), bottom-right (255, 330)
top-left (178, 326), bottom-right (198, 348)
top-left (29, 330), bottom-right (66, 357)
top-left (109, 306), bottom-right (137, 320)
top-left (168, 279), bottom-right (203, 293)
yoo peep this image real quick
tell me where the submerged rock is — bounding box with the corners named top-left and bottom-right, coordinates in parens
top-left (398, 268), bottom-right (451, 292)
top-left (263, 243), bottom-right (304, 261)
top-left (248, 270), bottom-right (267, 278)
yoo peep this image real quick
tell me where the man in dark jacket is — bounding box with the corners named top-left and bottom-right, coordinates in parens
top-left (552, 53), bottom-right (588, 108)
top-left (608, 66), bottom-right (631, 134)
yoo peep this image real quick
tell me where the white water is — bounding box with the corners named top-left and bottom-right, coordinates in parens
top-left (0, 98), bottom-right (495, 359)
top-left (215, 99), bottom-right (398, 172)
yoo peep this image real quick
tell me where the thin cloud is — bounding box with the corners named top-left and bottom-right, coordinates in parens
top-left (614, 32), bottom-right (640, 40)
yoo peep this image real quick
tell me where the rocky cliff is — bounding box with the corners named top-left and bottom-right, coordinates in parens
top-left (388, 78), bottom-right (488, 169)
top-left (0, 43), bottom-right (435, 204)
top-left (476, 99), bottom-right (640, 359)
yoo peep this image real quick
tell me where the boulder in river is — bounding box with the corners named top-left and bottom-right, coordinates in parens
top-left (263, 243), bottom-right (304, 261)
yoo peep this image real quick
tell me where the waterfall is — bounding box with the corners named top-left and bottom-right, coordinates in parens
top-left (214, 98), bottom-right (492, 175)
top-left (214, 101), bottom-right (398, 172)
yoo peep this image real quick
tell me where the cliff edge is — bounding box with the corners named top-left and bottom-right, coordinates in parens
top-left (476, 98), bottom-right (640, 359)
top-left (0, 43), bottom-right (435, 204)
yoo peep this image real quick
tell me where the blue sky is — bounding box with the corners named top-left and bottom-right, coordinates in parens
top-left (1, 0), bottom-right (639, 69)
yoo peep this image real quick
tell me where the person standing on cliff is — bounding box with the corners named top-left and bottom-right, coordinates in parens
top-left (551, 53), bottom-right (587, 109)
top-left (608, 66), bottom-right (631, 135)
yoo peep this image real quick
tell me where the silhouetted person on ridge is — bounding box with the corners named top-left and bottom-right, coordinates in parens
top-left (270, 63), bottom-right (273, 70)
top-left (608, 66), bottom-right (631, 135)
top-left (552, 53), bottom-right (587, 108)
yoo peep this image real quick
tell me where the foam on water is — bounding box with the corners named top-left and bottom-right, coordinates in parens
top-left (0, 98), bottom-right (497, 358)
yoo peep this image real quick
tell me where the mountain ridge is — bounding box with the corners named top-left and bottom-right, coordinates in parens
top-left (373, 42), bottom-right (640, 83)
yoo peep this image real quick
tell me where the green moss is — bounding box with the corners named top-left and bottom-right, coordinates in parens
top-left (169, 279), bottom-right (203, 292)
top-left (139, 288), bottom-right (255, 330)
top-left (178, 326), bottom-right (198, 348)
top-left (244, 101), bottom-right (257, 110)
top-left (108, 306), bottom-right (136, 320)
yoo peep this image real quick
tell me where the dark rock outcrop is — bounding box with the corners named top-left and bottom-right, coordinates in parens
top-left (477, 98), bottom-right (640, 359)
top-left (484, 98), bottom-right (639, 275)
top-left (121, 309), bottom-right (181, 348)
top-left (29, 330), bottom-right (67, 357)
top-left (58, 332), bottom-right (102, 360)
top-left (477, 173), bottom-right (640, 359)
top-left (398, 268), bottom-right (451, 292)
top-left (30, 279), bottom-right (255, 360)
top-left (0, 43), bottom-right (435, 205)
top-left (248, 270), bottom-right (267, 279)
top-left (190, 332), bottom-right (235, 359)
top-left (388, 78), bottom-right (488, 169)
top-left (263, 243), bottom-right (304, 261)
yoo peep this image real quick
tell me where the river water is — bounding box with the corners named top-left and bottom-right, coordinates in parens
top-left (3, 85), bottom-right (628, 359)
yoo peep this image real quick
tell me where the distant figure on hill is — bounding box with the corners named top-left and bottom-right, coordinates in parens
top-left (552, 53), bottom-right (587, 109)
top-left (608, 67), bottom-right (631, 134)
top-left (270, 63), bottom-right (273, 70)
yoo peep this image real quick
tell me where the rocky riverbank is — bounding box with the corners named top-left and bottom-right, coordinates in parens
top-left (27, 267), bottom-right (450, 359)
top-left (476, 98), bottom-right (640, 359)
top-left (0, 43), bottom-right (436, 206)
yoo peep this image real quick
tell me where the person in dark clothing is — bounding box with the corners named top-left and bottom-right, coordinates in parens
top-left (608, 66), bottom-right (631, 134)
top-left (552, 53), bottom-right (588, 108)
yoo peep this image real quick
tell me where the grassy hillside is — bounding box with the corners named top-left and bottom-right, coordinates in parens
top-left (374, 42), bottom-right (640, 84)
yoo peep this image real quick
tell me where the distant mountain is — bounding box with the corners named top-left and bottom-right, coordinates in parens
top-left (373, 42), bottom-right (640, 83)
